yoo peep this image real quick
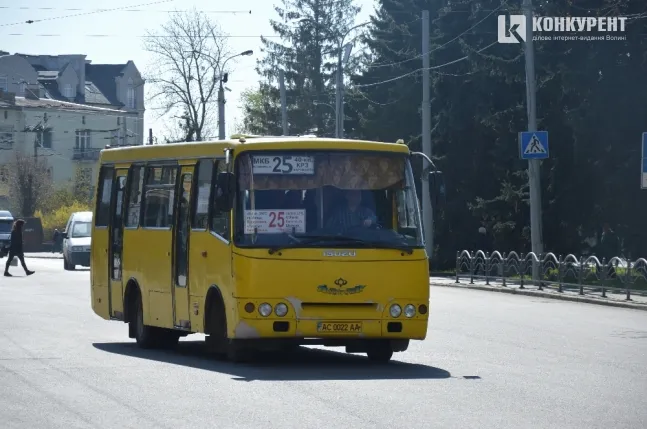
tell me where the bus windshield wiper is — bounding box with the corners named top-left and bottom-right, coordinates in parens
top-left (268, 235), bottom-right (413, 255)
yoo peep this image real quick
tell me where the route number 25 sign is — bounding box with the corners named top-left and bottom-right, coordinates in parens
top-left (252, 155), bottom-right (315, 175)
top-left (244, 209), bottom-right (306, 234)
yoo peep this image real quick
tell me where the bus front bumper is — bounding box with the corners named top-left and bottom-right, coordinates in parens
top-left (231, 318), bottom-right (428, 342)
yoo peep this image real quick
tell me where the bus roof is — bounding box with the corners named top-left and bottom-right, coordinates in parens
top-left (98, 137), bottom-right (410, 163)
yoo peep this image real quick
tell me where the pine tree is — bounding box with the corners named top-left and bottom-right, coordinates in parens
top-left (244, 0), bottom-right (361, 135)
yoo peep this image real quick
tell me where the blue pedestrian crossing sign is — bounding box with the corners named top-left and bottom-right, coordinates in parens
top-left (519, 131), bottom-right (549, 160)
top-left (642, 132), bottom-right (647, 189)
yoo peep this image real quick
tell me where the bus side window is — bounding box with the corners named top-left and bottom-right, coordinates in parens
top-left (192, 159), bottom-right (213, 230)
top-left (142, 166), bottom-right (176, 228)
top-left (125, 165), bottom-right (144, 228)
top-left (95, 166), bottom-right (113, 227)
top-left (209, 160), bottom-right (230, 240)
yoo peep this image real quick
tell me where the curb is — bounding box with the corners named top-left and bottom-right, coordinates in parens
top-left (430, 281), bottom-right (647, 312)
top-left (25, 255), bottom-right (63, 260)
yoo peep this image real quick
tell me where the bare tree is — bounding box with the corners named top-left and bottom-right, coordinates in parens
top-left (144, 9), bottom-right (231, 142)
top-left (7, 151), bottom-right (53, 217)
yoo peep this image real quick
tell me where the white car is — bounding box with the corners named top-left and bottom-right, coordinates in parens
top-left (62, 211), bottom-right (92, 270)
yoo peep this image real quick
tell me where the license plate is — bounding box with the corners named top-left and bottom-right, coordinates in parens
top-left (316, 322), bottom-right (362, 333)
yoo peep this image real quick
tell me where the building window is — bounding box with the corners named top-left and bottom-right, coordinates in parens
top-left (36, 129), bottom-right (53, 149)
top-left (127, 78), bottom-right (135, 109)
top-left (18, 82), bottom-right (26, 95)
top-left (62, 84), bottom-right (73, 98)
top-left (75, 130), bottom-right (91, 150)
top-left (0, 75), bottom-right (7, 92)
top-left (0, 127), bottom-right (13, 148)
top-left (111, 129), bottom-right (122, 146)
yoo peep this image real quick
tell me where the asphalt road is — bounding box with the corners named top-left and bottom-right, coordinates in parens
top-left (1, 258), bottom-right (646, 429)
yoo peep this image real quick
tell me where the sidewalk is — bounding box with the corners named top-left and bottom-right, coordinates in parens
top-left (24, 252), bottom-right (63, 260)
top-left (430, 276), bottom-right (647, 311)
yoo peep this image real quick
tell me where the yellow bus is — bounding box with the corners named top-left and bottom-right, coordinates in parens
top-left (90, 136), bottom-right (443, 362)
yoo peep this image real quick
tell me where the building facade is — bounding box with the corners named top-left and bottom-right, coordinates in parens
top-left (0, 51), bottom-right (145, 209)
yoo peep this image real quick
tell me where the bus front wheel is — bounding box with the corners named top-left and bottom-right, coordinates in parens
top-left (366, 343), bottom-right (394, 363)
top-left (133, 292), bottom-right (155, 348)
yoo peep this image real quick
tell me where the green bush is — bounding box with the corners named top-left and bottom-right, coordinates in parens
top-left (35, 201), bottom-right (91, 241)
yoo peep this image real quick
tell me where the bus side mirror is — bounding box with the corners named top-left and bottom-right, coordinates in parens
top-left (215, 172), bottom-right (235, 211)
top-left (62, 232), bottom-right (68, 239)
top-left (428, 171), bottom-right (446, 208)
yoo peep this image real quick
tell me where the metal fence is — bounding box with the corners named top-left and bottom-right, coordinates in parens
top-left (455, 250), bottom-right (647, 301)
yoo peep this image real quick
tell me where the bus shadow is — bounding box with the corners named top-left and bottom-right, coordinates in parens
top-left (93, 341), bottom-right (451, 381)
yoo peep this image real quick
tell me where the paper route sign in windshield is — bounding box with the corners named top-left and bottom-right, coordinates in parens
top-left (244, 209), bottom-right (306, 234)
top-left (252, 155), bottom-right (315, 175)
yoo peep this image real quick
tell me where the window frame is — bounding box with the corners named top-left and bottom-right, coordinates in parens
top-left (94, 165), bottom-right (114, 228)
top-left (124, 163), bottom-right (145, 229)
top-left (141, 163), bottom-right (179, 230)
top-left (62, 83), bottom-right (73, 98)
top-left (190, 158), bottom-right (214, 232)
top-left (75, 130), bottom-right (91, 151)
top-left (209, 158), bottom-right (231, 243)
top-left (126, 78), bottom-right (135, 109)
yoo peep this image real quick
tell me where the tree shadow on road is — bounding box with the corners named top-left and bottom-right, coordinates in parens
top-left (93, 341), bottom-right (451, 381)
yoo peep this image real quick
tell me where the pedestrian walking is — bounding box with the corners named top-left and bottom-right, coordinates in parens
top-left (4, 219), bottom-right (35, 277)
top-left (52, 229), bottom-right (60, 253)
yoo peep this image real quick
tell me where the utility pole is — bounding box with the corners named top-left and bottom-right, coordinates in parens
top-left (523, 0), bottom-right (543, 280)
top-left (335, 53), bottom-right (342, 138)
top-left (279, 69), bottom-right (288, 135)
top-left (421, 10), bottom-right (434, 262)
top-left (218, 79), bottom-right (226, 140)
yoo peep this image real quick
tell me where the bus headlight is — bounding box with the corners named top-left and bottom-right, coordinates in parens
top-left (404, 304), bottom-right (416, 318)
top-left (275, 303), bottom-right (288, 317)
top-left (389, 304), bottom-right (402, 318)
top-left (258, 303), bottom-right (272, 317)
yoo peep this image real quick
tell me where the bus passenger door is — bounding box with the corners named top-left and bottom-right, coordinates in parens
top-left (172, 167), bottom-right (193, 329)
top-left (91, 166), bottom-right (114, 319)
top-left (108, 171), bottom-right (128, 319)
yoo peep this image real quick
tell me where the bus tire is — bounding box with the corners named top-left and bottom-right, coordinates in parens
top-left (226, 340), bottom-right (253, 363)
top-left (204, 292), bottom-right (228, 358)
top-left (157, 330), bottom-right (180, 349)
top-left (366, 343), bottom-right (394, 363)
top-left (132, 290), bottom-right (157, 349)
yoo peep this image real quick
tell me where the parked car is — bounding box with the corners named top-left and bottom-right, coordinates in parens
top-left (0, 210), bottom-right (17, 265)
top-left (62, 211), bottom-right (92, 270)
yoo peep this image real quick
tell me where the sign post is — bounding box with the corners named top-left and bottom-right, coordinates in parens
top-left (519, 130), bottom-right (548, 281)
top-left (642, 132), bottom-right (647, 189)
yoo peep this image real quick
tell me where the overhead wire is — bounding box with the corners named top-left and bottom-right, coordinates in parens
top-left (364, 2), bottom-right (507, 69)
top-left (0, 6), bottom-right (250, 14)
top-left (0, 0), bottom-right (178, 27)
top-left (352, 41), bottom-right (499, 88)
top-left (1, 33), bottom-right (275, 39)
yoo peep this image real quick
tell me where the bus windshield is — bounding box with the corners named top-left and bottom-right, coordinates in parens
top-left (233, 150), bottom-right (423, 250)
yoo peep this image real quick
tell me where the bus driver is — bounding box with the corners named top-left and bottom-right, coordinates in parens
top-left (325, 189), bottom-right (377, 230)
